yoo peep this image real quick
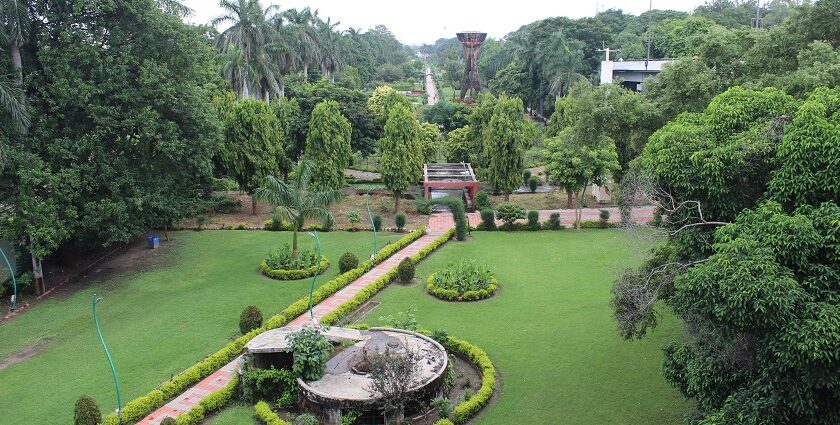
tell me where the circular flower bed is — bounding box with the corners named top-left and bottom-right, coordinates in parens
top-left (427, 259), bottom-right (498, 301)
top-left (260, 244), bottom-right (329, 280)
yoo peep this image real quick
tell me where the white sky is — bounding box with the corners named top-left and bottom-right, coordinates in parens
top-left (182, 0), bottom-right (707, 45)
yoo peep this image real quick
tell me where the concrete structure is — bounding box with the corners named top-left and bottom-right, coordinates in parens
top-left (422, 163), bottom-right (479, 211)
top-left (456, 32), bottom-right (486, 99)
top-left (599, 59), bottom-right (673, 92)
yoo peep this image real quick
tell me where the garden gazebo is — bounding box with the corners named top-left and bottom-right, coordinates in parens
top-left (422, 163), bottom-right (479, 211)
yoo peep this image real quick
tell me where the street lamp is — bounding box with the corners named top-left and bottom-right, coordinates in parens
top-left (0, 247), bottom-right (16, 310)
top-left (307, 231), bottom-right (322, 321)
top-left (365, 195), bottom-right (377, 259)
top-left (92, 294), bottom-right (122, 422)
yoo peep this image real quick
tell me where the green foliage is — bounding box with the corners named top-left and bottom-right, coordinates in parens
top-left (277, 97), bottom-right (306, 164)
top-left (254, 401), bottom-right (291, 425)
top-left (397, 257), bottom-right (415, 283)
top-left (346, 210), bottom-right (361, 229)
top-left (73, 395), bottom-right (101, 425)
top-left (367, 85), bottom-right (413, 126)
top-left (339, 252), bottom-right (359, 273)
top-left (380, 103), bottom-right (423, 207)
top-left (429, 196), bottom-right (468, 241)
top-left (474, 191), bottom-right (491, 211)
top-left (495, 203), bottom-right (526, 228)
top-left (239, 305), bottom-right (263, 334)
top-left (479, 209), bottom-right (496, 231)
top-left (372, 215), bottom-right (383, 231)
top-left (528, 176), bottom-right (538, 193)
top-left (419, 122), bottom-right (440, 163)
top-left (547, 213), bottom-right (562, 230)
top-left (421, 101), bottom-right (470, 132)
top-left (414, 198), bottom-right (432, 215)
top-left (287, 327), bottom-right (332, 381)
top-left (220, 99), bottom-right (285, 196)
top-left (442, 125), bottom-right (473, 163)
top-left (338, 410), bottom-right (361, 425)
top-left (211, 177), bottom-right (239, 191)
top-left (263, 245), bottom-right (319, 270)
top-left (160, 418), bottom-right (176, 425)
top-left (169, 378), bottom-right (238, 425)
top-left (305, 100), bottom-right (352, 190)
top-left (428, 260), bottom-right (498, 301)
top-left (431, 396), bottom-right (453, 420)
top-left (380, 305), bottom-right (419, 331)
top-left (527, 210), bottom-right (540, 230)
top-left (395, 213), bottom-right (406, 231)
top-left (242, 366), bottom-right (296, 405)
top-left (599, 210), bottom-right (611, 228)
top-left (485, 95), bottom-right (529, 196)
top-left (522, 170), bottom-right (532, 186)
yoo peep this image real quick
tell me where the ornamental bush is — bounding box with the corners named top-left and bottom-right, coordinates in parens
top-left (428, 259), bottom-right (498, 301)
top-left (242, 366), bottom-right (297, 404)
top-left (527, 210), bottom-right (540, 230)
top-left (547, 213), bottom-right (562, 230)
top-left (395, 213), bottom-right (406, 231)
top-left (397, 257), bottom-right (416, 283)
top-left (74, 395), bottom-right (101, 425)
top-left (346, 210), bottom-right (361, 230)
top-left (239, 305), bottom-right (263, 334)
top-left (474, 191), bottom-right (491, 211)
top-left (372, 214), bottom-right (383, 231)
top-left (287, 327), bottom-right (332, 381)
top-left (528, 176), bottom-right (538, 193)
top-left (599, 209), bottom-right (611, 228)
top-left (160, 418), bottom-right (176, 425)
top-left (479, 209), bottom-right (496, 230)
top-left (522, 170), bottom-right (531, 186)
top-left (495, 203), bottom-right (525, 229)
top-left (264, 244), bottom-right (318, 270)
top-left (339, 252), bottom-right (359, 273)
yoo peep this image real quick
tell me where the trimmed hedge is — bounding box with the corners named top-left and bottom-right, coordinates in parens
top-left (321, 228), bottom-right (455, 326)
top-left (254, 401), bottom-right (291, 425)
top-left (173, 378), bottom-right (239, 425)
top-left (435, 420), bottom-right (455, 425)
top-left (260, 257), bottom-right (329, 280)
top-left (103, 228), bottom-right (427, 425)
top-left (427, 274), bottom-right (498, 302)
top-left (447, 335), bottom-right (496, 424)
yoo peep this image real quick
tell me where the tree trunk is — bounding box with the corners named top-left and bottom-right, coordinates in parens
top-left (566, 190), bottom-right (573, 209)
top-left (292, 228), bottom-right (299, 257)
top-left (242, 82), bottom-right (250, 99)
top-left (251, 196), bottom-right (257, 215)
top-left (279, 80), bottom-right (285, 99)
top-left (164, 224), bottom-right (170, 241)
top-left (575, 188), bottom-right (586, 230)
top-left (504, 192), bottom-right (510, 202)
top-left (303, 63), bottom-right (308, 81)
top-left (394, 194), bottom-right (401, 213)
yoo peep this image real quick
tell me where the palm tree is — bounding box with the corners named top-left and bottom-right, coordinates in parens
top-left (1, 0), bottom-right (29, 129)
top-left (316, 17), bottom-right (345, 83)
top-left (0, 74), bottom-right (28, 133)
top-left (282, 7), bottom-right (320, 81)
top-left (253, 162), bottom-right (344, 256)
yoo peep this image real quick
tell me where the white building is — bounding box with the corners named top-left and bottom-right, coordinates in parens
top-left (599, 59), bottom-right (673, 92)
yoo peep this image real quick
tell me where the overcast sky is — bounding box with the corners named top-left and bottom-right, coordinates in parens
top-left (182, 0), bottom-right (708, 45)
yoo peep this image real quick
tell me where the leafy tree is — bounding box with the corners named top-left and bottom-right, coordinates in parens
top-left (305, 100), bottom-right (352, 190)
top-left (379, 104), bottom-right (423, 211)
top-left (484, 95), bottom-right (529, 200)
top-left (254, 162), bottom-right (342, 255)
top-left (367, 85), bottom-right (413, 127)
top-left (286, 326), bottom-right (332, 381)
top-left (219, 99), bottom-right (284, 214)
top-left (418, 122), bottom-right (440, 163)
top-left (495, 202), bottom-right (525, 229)
top-left (645, 58), bottom-right (723, 121)
top-left (442, 125), bottom-right (472, 163)
top-left (466, 92), bottom-right (497, 168)
top-left (375, 63), bottom-right (403, 82)
top-left (276, 97), bottom-right (306, 167)
top-left (420, 101), bottom-right (470, 132)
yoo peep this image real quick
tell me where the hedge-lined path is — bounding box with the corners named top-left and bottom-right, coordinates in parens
top-left (138, 233), bottom-right (440, 425)
top-left (428, 206), bottom-right (655, 235)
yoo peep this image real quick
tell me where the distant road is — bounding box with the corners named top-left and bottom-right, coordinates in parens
top-left (425, 64), bottom-right (437, 106)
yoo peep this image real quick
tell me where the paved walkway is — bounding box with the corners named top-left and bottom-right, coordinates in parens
top-left (425, 64), bottom-right (437, 106)
top-left (428, 206), bottom-right (655, 234)
top-left (138, 233), bottom-right (440, 424)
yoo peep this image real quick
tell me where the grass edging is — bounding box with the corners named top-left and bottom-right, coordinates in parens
top-left (103, 228), bottom-right (427, 425)
top-left (426, 273), bottom-right (498, 302)
top-left (260, 257), bottom-right (330, 280)
top-left (320, 229), bottom-right (455, 326)
top-left (254, 400), bottom-right (291, 425)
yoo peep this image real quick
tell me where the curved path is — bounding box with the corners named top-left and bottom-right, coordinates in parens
top-left (425, 64), bottom-right (437, 106)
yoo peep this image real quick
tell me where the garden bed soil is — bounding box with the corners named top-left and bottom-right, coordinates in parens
top-left (487, 187), bottom-right (615, 210)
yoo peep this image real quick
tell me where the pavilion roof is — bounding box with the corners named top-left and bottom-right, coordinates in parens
top-left (423, 163), bottom-right (477, 183)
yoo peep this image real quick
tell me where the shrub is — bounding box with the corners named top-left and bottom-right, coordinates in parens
top-left (427, 259), bottom-right (498, 301)
top-left (479, 208), bottom-right (496, 230)
top-left (580, 220), bottom-right (615, 229)
top-left (74, 395), bottom-right (101, 425)
top-left (195, 214), bottom-right (207, 230)
top-left (254, 401), bottom-right (292, 425)
top-left (287, 327), bottom-right (332, 381)
top-left (380, 306), bottom-right (419, 331)
top-left (346, 210), bottom-right (361, 230)
top-left (527, 210), bottom-right (540, 230)
top-left (397, 257), bottom-right (416, 283)
top-left (495, 203), bottom-right (525, 229)
top-left (430, 196), bottom-right (468, 241)
top-left (236, 223), bottom-right (248, 230)
top-left (239, 305), bottom-right (263, 334)
top-left (395, 213), bottom-right (406, 231)
top-left (372, 214), bottom-right (383, 231)
top-left (599, 209), bottom-right (611, 228)
top-left (242, 366), bottom-right (296, 404)
top-left (415, 198), bottom-right (432, 215)
top-left (263, 244), bottom-right (319, 270)
top-left (294, 413), bottom-right (320, 425)
top-left (339, 252), bottom-right (359, 273)
top-left (432, 396), bottom-right (453, 420)
top-left (522, 169), bottom-right (531, 186)
top-left (547, 213), bottom-right (562, 230)
top-left (528, 176), bottom-right (538, 193)
top-left (211, 176), bottom-right (239, 191)
top-left (210, 195), bottom-right (242, 213)
top-left (474, 191), bottom-right (491, 210)
top-left (160, 418), bottom-right (177, 425)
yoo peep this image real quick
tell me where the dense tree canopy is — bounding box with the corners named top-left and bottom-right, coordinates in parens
top-left (305, 100), bottom-right (352, 190)
top-left (379, 104), bottom-right (423, 211)
top-left (484, 95), bottom-right (530, 199)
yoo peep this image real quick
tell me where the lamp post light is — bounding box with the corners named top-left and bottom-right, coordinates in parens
top-left (307, 231), bottom-right (322, 321)
top-left (92, 294), bottom-right (122, 422)
top-left (365, 195), bottom-right (377, 259)
top-left (0, 247), bottom-right (16, 310)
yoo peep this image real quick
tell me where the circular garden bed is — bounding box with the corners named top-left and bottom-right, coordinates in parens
top-left (427, 259), bottom-right (498, 301)
top-left (260, 244), bottom-right (329, 280)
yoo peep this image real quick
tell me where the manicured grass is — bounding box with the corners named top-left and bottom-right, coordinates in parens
top-left (0, 230), bottom-right (400, 425)
top-left (206, 404), bottom-right (256, 424)
top-left (363, 231), bottom-right (693, 424)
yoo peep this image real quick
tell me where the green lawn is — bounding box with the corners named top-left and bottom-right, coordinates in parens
top-left (363, 231), bottom-right (692, 424)
top-left (0, 230), bottom-right (399, 425)
top-left (206, 404), bottom-right (256, 424)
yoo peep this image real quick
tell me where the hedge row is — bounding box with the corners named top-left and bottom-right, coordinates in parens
top-left (474, 220), bottom-right (617, 231)
top-left (173, 378), bottom-right (239, 425)
top-left (320, 228), bottom-right (455, 326)
top-left (253, 401), bottom-right (291, 425)
top-left (259, 257), bottom-right (330, 280)
top-left (426, 274), bottom-right (498, 302)
top-left (447, 335), bottom-right (496, 423)
top-left (435, 420), bottom-right (455, 425)
top-left (103, 228), bottom-right (427, 424)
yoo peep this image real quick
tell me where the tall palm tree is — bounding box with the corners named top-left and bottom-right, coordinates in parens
top-left (1, 0), bottom-right (29, 127)
top-left (0, 74), bottom-right (27, 133)
top-left (282, 7), bottom-right (320, 81)
top-left (254, 162), bottom-right (343, 256)
top-left (316, 17), bottom-right (345, 83)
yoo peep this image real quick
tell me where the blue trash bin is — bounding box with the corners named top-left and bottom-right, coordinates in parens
top-left (148, 236), bottom-right (160, 249)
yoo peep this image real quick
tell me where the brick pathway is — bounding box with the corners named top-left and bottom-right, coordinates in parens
top-left (138, 233), bottom-right (439, 424)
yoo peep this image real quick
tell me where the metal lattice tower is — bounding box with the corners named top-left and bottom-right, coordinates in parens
top-left (456, 32), bottom-right (487, 100)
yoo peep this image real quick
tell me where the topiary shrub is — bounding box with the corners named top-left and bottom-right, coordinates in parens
top-left (547, 212), bottom-right (562, 230)
top-left (397, 257), bottom-right (416, 283)
top-left (522, 170), bottom-right (531, 186)
top-left (415, 199), bottom-right (432, 215)
top-left (74, 395), bottom-right (101, 425)
top-left (527, 210), bottom-right (540, 230)
top-left (528, 176), bottom-right (538, 193)
top-left (160, 418), bottom-right (177, 425)
top-left (395, 213), bottom-right (406, 231)
top-left (599, 209), bottom-right (611, 228)
top-left (474, 191), bottom-right (491, 211)
top-left (239, 305), bottom-right (263, 334)
top-left (479, 208), bottom-right (496, 230)
top-left (339, 252), bottom-right (359, 273)
top-left (372, 214), bottom-right (383, 231)
top-left (495, 203), bottom-right (525, 230)
top-left (429, 196), bottom-right (468, 241)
